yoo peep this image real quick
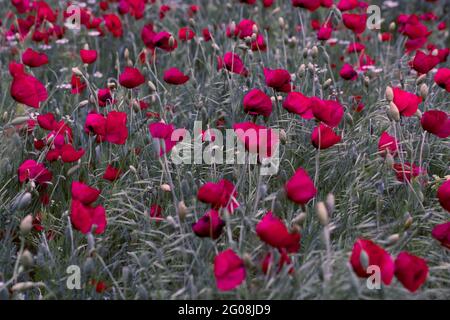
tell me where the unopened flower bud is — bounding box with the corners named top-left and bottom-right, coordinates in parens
top-left (385, 86), bottom-right (394, 101)
top-left (72, 67), bottom-right (83, 76)
top-left (387, 102), bottom-right (400, 121)
top-left (316, 202), bottom-right (329, 226)
top-left (323, 78), bottom-right (332, 89)
top-left (292, 212), bottom-right (307, 226)
top-left (178, 201), bottom-right (188, 221)
top-left (20, 214), bottom-right (33, 235)
top-left (279, 129), bottom-right (287, 145)
top-left (20, 249), bottom-right (34, 268)
top-left (161, 184), bottom-right (171, 192)
top-left (326, 193), bottom-right (335, 214)
top-left (311, 46), bottom-right (319, 59)
top-left (419, 83), bottom-right (428, 99)
top-left (278, 17), bottom-right (285, 29)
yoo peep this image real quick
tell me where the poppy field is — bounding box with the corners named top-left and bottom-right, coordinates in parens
top-left (0, 0), bottom-right (449, 300)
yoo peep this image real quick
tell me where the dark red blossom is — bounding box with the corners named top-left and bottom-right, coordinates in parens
top-left (394, 252), bottom-right (428, 293)
top-left (22, 48), bottom-right (48, 67)
top-left (285, 167), bottom-right (317, 205)
top-left (197, 179), bottom-right (239, 213)
top-left (311, 124), bottom-right (341, 149)
top-left (437, 180), bottom-right (450, 212)
top-left (432, 222), bottom-right (450, 249)
top-left (163, 68), bottom-right (190, 85)
top-left (119, 67), bottom-right (145, 89)
top-left (420, 110), bottom-right (450, 138)
top-left (192, 209), bottom-right (225, 240)
top-left (214, 249), bottom-right (246, 291)
top-left (264, 68), bottom-right (293, 93)
top-left (243, 89), bottom-right (272, 117)
top-left (256, 211), bottom-right (300, 253)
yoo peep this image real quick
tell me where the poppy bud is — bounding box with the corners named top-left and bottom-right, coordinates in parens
top-left (364, 76), bottom-right (370, 88)
top-left (2, 111), bottom-right (7, 121)
top-left (419, 84), bottom-right (428, 99)
top-left (292, 212), bottom-right (307, 226)
top-left (431, 49), bottom-right (439, 57)
top-left (147, 81), bottom-right (157, 92)
top-left (278, 17), bottom-right (285, 29)
top-left (229, 21), bottom-right (236, 35)
top-left (387, 102), bottom-right (400, 121)
top-left (298, 64), bottom-right (306, 77)
top-left (279, 129), bottom-right (287, 144)
top-left (243, 253), bottom-right (254, 269)
top-left (308, 62), bottom-right (315, 73)
top-left (14, 192), bottom-right (32, 210)
top-left (166, 215), bottom-right (177, 227)
top-left (416, 74), bottom-right (427, 85)
top-left (302, 48), bottom-right (308, 59)
top-left (83, 43), bottom-right (89, 50)
top-left (316, 201), bottom-right (329, 226)
top-left (20, 214), bottom-right (33, 235)
top-left (385, 86), bottom-right (394, 101)
top-left (311, 46), bottom-right (319, 59)
top-left (212, 43), bottom-right (220, 51)
top-left (161, 184), bottom-right (171, 192)
top-left (79, 100), bottom-right (89, 108)
top-left (178, 201), bottom-right (188, 221)
top-left (189, 18), bottom-right (196, 27)
top-left (11, 281), bottom-right (36, 292)
top-left (415, 109), bottom-right (422, 119)
top-left (20, 249), bottom-right (34, 268)
top-left (404, 213), bottom-right (413, 230)
top-left (387, 234), bottom-right (400, 245)
top-left (127, 59), bottom-right (133, 67)
top-left (252, 24), bottom-right (258, 34)
top-left (124, 48), bottom-right (130, 60)
top-left (389, 22), bottom-right (396, 31)
top-left (72, 67), bottom-right (83, 76)
top-left (168, 36), bottom-right (175, 48)
top-left (326, 193), bottom-right (335, 214)
top-left (323, 78), bottom-right (332, 89)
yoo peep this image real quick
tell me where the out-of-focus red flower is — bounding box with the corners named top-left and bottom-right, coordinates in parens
top-left (340, 63), bottom-right (358, 80)
top-left (214, 249), bottom-right (246, 291)
top-left (343, 13), bottom-right (367, 34)
top-left (256, 211), bottom-right (300, 253)
top-left (437, 180), bottom-right (450, 212)
top-left (311, 124), bottom-right (341, 149)
top-left (178, 27), bottom-right (195, 41)
top-left (192, 209), bottom-right (225, 240)
top-left (22, 48), bottom-right (48, 67)
top-left (103, 14), bottom-right (123, 37)
top-left (149, 122), bottom-right (185, 156)
top-left (393, 162), bottom-right (425, 182)
top-left (264, 68), bottom-right (293, 93)
top-left (233, 122), bottom-right (279, 159)
top-left (85, 111), bottom-right (128, 145)
top-left (153, 31), bottom-right (177, 52)
top-left (119, 67), bottom-right (145, 88)
top-left (350, 238), bottom-right (395, 285)
top-left (197, 179), bottom-right (239, 213)
top-left (163, 68), bottom-right (190, 85)
top-left (202, 28), bottom-right (212, 41)
top-left (410, 51), bottom-right (440, 74)
top-left (283, 92), bottom-right (314, 119)
top-left (250, 34), bottom-right (267, 51)
top-left (285, 167), bottom-right (317, 205)
top-left (392, 87), bottom-right (422, 117)
top-left (80, 49), bottom-right (98, 64)
top-left (261, 250), bottom-right (294, 274)
top-left (71, 74), bottom-right (86, 94)
top-left (71, 181), bottom-right (100, 205)
top-left (311, 98), bottom-right (344, 127)
top-left (243, 89), bottom-right (272, 117)
top-left (9, 62), bottom-right (48, 108)
top-left (378, 131), bottom-right (398, 157)
top-left (159, 4), bottom-right (170, 20)
top-left (432, 222), bottom-right (450, 249)
top-left (103, 164), bottom-right (122, 182)
top-left (337, 0), bottom-right (358, 11)
top-left (221, 52), bottom-right (248, 76)
top-left (291, 0), bottom-right (321, 11)
top-left (149, 204), bottom-right (164, 222)
top-left (434, 68), bottom-right (450, 92)
top-left (97, 88), bottom-right (114, 107)
top-left (420, 110), bottom-right (450, 138)
top-left (317, 24), bottom-right (332, 41)
top-left (394, 252), bottom-right (428, 293)
top-left (70, 200), bottom-right (106, 234)
top-left (18, 159), bottom-right (52, 186)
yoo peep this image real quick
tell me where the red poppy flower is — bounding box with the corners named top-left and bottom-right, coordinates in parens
top-left (410, 51), bottom-right (440, 74)
top-left (285, 167), bottom-right (317, 205)
top-left (149, 204), bottom-right (164, 222)
top-left (311, 98), bottom-right (344, 127)
top-left (311, 124), bottom-right (341, 149)
top-left (178, 27), bottom-right (195, 41)
top-left (97, 88), bottom-right (114, 107)
top-left (339, 63), bottom-right (358, 80)
top-left (291, 0), bottom-right (321, 11)
top-left (37, 113), bottom-right (57, 131)
top-left (10, 62), bottom-right (48, 108)
top-left (60, 144), bottom-right (85, 163)
top-left (437, 180), bottom-right (450, 212)
top-left (250, 34), bottom-right (267, 51)
top-left (236, 19), bottom-right (256, 39)
top-left (105, 111), bottom-right (128, 145)
top-left (317, 24), bottom-right (333, 41)
top-left (214, 249), bottom-right (246, 291)
top-left (337, 0), bottom-right (359, 11)
top-left (70, 200), bottom-right (107, 234)
top-left (163, 68), bottom-right (190, 85)
top-left (103, 14), bottom-right (123, 37)
top-left (392, 87), bottom-right (422, 117)
top-left (434, 68), bottom-right (450, 92)
top-left (202, 28), bottom-right (212, 41)
top-left (282, 92), bottom-right (314, 119)
top-left (342, 13), bottom-right (367, 34)
top-left (261, 250), bottom-right (294, 274)
top-left (18, 159), bottom-right (52, 185)
top-left (256, 211), bottom-right (300, 253)
top-left (192, 209), bottom-right (225, 240)
top-left (197, 179), bottom-right (239, 213)
top-left (420, 110), bottom-right (450, 138)
top-left (71, 181), bottom-right (100, 205)
top-left (233, 122), bottom-right (279, 158)
top-left (393, 162), bottom-right (425, 182)
top-left (243, 89), bottom-right (272, 117)
top-left (394, 252), bottom-right (428, 292)
top-left (264, 68), bottom-right (293, 93)
top-left (80, 49), bottom-right (98, 64)
top-left (153, 31), bottom-right (177, 52)
top-left (119, 67), bottom-right (145, 88)
top-left (350, 238), bottom-right (395, 285)
top-left (432, 222), bottom-right (450, 249)
top-left (103, 165), bottom-right (122, 182)
top-left (221, 52), bottom-right (248, 76)
top-left (378, 132), bottom-right (398, 157)
top-left (71, 74), bottom-right (86, 94)
top-left (22, 48), bottom-right (48, 67)
top-left (149, 122), bottom-right (185, 156)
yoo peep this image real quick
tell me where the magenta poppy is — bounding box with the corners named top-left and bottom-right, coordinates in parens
top-left (243, 89), bottom-right (272, 117)
top-left (392, 87), bottom-right (422, 117)
top-left (150, 204), bottom-right (164, 222)
top-left (149, 122), bottom-right (185, 156)
top-left (350, 238), bottom-right (395, 285)
top-left (432, 222), bottom-right (450, 249)
top-left (18, 159), bottom-right (52, 186)
top-left (222, 52), bottom-right (248, 76)
top-left (71, 74), bottom-right (86, 94)
top-left (342, 13), bottom-right (367, 34)
top-left (22, 48), bottom-right (48, 67)
top-left (420, 110), bottom-right (450, 138)
top-left (337, 0), bottom-right (359, 11)
top-left (153, 31), bottom-right (177, 52)
top-left (434, 68), bottom-right (450, 92)
top-left (437, 180), bottom-right (450, 212)
top-left (214, 249), bottom-right (246, 291)
top-left (311, 124), bottom-right (341, 149)
top-left (103, 165), bottom-right (122, 182)
top-left (378, 132), bottom-right (398, 157)
top-left (163, 68), bottom-right (190, 85)
top-left (233, 122), bottom-right (279, 159)
top-left (256, 211), bottom-right (300, 253)
top-left (119, 67), bottom-right (145, 88)
top-left (103, 14), bottom-right (123, 37)
top-left (197, 179), bottom-right (239, 213)
top-left (264, 68), bottom-right (293, 93)
top-left (192, 209), bottom-right (225, 240)
top-left (411, 51), bottom-right (440, 74)
top-left (9, 62), bottom-right (48, 108)
top-left (394, 252), bottom-right (428, 292)
top-left (285, 167), bottom-right (317, 205)
top-left (71, 181), bottom-right (100, 205)
top-left (393, 162), bottom-right (425, 182)
top-left (291, 0), bottom-right (321, 11)
top-left (70, 200), bottom-right (107, 234)
top-left (97, 88), bottom-right (114, 107)
top-left (80, 49), bottom-right (98, 64)
top-left (311, 98), bottom-right (344, 127)
top-left (339, 63), bottom-right (358, 80)
top-left (282, 92), bottom-right (314, 119)
top-left (178, 27), bottom-right (195, 41)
